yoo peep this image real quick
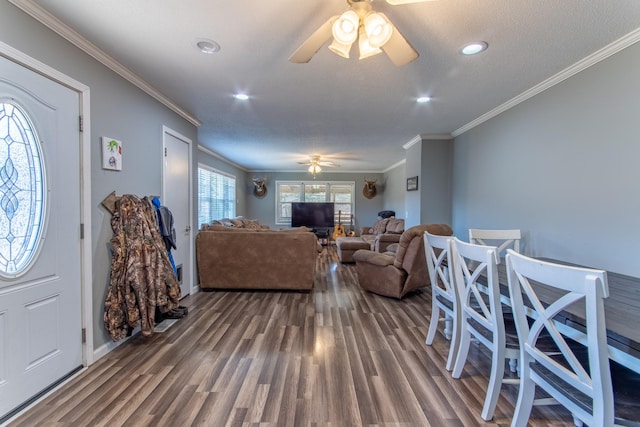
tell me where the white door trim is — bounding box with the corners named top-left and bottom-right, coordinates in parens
top-left (161, 126), bottom-right (194, 295)
top-left (0, 41), bottom-right (94, 365)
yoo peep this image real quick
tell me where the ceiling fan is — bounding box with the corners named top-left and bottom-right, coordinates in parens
top-left (289, 0), bottom-right (436, 67)
top-left (298, 155), bottom-right (340, 178)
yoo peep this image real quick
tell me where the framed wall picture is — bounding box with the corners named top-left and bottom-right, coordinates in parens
top-left (102, 137), bottom-right (122, 171)
top-left (406, 176), bottom-right (418, 191)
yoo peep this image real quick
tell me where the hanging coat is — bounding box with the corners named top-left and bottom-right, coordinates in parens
top-left (103, 194), bottom-right (180, 341)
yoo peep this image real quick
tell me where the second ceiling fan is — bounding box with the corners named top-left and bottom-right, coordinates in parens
top-left (289, 0), bottom-right (435, 67)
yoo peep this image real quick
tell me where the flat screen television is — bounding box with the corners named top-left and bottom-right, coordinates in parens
top-left (291, 202), bottom-right (335, 229)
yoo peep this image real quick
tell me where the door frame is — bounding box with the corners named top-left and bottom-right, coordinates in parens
top-left (0, 41), bottom-right (94, 365)
top-left (161, 126), bottom-right (194, 296)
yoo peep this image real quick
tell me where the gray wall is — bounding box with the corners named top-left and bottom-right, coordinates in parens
top-left (420, 138), bottom-right (453, 225)
top-left (1, 2), bottom-right (198, 351)
top-left (382, 162), bottom-right (406, 219)
top-left (452, 40), bottom-right (640, 277)
top-left (404, 142), bottom-right (422, 227)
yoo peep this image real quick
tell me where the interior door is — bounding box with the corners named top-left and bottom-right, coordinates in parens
top-left (162, 127), bottom-right (192, 297)
top-left (0, 56), bottom-right (82, 419)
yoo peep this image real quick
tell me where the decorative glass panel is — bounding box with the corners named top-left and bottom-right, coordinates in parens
top-left (0, 101), bottom-right (46, 278)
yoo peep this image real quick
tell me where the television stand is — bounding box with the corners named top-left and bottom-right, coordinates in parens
top-left (313, 229), bottom-right (330, 246)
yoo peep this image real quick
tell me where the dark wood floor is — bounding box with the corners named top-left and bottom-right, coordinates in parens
top-left (7, 246), bottom-right (575, 426)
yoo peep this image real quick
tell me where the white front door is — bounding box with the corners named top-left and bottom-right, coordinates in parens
top-left (0, 56), bottom-right (83, 419)
top-left (162, 127), bottom-right (192, 297)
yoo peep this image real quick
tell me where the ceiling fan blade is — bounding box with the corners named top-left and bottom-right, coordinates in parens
top-left (318, 161), bottom-right (339, 167)
top-left (381, 16), bottom-right (419, 66)
top-left (386, 0), bottom-right (437, 5)
top-left (289, 16), bottom-right (338, 63)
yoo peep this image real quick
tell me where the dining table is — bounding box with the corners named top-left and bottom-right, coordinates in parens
top-left (491, 257), bottom-right (640, 375)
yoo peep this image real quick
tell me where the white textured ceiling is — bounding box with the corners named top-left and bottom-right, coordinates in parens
top-left (23, 0), bottom-right (640, 172)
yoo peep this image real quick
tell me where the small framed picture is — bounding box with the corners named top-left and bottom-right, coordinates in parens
top-left (406, 176), bottom-right (418, 191)
top-left (102, 137), bottom-right (122, 171)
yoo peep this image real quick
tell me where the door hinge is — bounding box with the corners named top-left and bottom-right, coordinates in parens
top-left (80, 223), bottom-right (84, 239)
top-left (79, 115), bottom-right (83, 132)
top-left (164, 147), bottom-right (168, 157)
top-left (82, 328), bottom-right (86, 344)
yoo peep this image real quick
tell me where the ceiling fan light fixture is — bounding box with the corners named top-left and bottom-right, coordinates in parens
top-left (364, 12), bottom-right (393, 48)
top-left (308, 164), bottom-right (322, 178)
top-left (358, 26), bottom-right (383, 59)
top-left (332, 10), bottom-right (359, 44)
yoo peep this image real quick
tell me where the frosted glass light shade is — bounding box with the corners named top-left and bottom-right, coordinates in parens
top-left (332, 10), bottom-right (359, 44)
top-left (358, 27), bottom-right (382, 59)
top-left (364, 12), bottom-right (393, 48)
top-left (328, 39), bottom-right (353, 58)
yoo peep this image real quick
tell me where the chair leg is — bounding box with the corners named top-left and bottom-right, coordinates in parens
top-left (510, 364), bottom-right (535, 427)
top-left (444, 314), bottom-right (453, 340)
top-left (481, 346), bottom-right (507, 421)
top-left (445, 314), bottom-right (460, 371)
top-left (426, 303), bottom-right (440, 345)
top-left (452, 327), bottom-right (471, 379)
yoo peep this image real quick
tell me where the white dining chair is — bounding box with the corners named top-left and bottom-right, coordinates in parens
top-left (469, 228), bottom-right (521, 259)
top-left (424, 231), bottom-right (459, 371)
top-left (505, 250), bottom-right (616, 427)
top-left (450, 237), bottom-right (520, 421)
top-left (469, 229), bottom-right (521, 372)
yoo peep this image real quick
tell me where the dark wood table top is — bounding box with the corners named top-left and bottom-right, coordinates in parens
top-left (494, 257), bottom-right (640, 373)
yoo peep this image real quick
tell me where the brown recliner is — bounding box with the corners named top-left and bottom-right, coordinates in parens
top-left (353, 224), bottom-right (454, 299)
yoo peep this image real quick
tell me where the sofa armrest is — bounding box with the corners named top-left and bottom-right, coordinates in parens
top-left (374, 233), bottom-right (402, 252)
top-left (360, 226), bottom-right (373, 235)
top-left (352, 250), bottom-right (395, 267)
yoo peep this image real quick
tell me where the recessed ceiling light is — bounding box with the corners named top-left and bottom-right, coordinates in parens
top-left (233, 93), bottom-right (249, 101)
top-left (416, 96), bottom-right (431, 104)
top-left (194, 38), bottom-right (221, 54)
top-left (460, 41), bottom-right (488, 55)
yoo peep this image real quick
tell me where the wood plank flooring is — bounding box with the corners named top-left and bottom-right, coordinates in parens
top-left (7, 246), bottom-right (575, 426)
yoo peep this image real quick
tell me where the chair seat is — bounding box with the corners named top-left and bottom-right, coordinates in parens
top-left (531, 344), bottom-right (640, 426)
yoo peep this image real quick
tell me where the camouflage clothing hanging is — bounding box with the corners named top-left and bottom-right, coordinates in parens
top-left (103, 194), bottom-right (181, 341)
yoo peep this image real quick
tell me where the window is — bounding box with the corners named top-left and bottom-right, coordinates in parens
top-left (197, 165), bottom-right (235, 228)
top-left (276, 181), bottom-right (355, 225)
top-left (0, 101), bottom-right (46, 278)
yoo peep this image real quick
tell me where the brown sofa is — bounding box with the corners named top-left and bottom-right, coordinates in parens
top-left (196, 226), bottom-right (319, 291)
top-left (353, 223), bottom-right (453, 299)
top-left (335, 217), bottom-right (405, 262)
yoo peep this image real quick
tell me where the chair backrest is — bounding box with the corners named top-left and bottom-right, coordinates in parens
top-left (505, 250), bottom-right (612, 426)
top-left (424, 231), bottom-right (455, 304)
top-left (469, 229), bottom-right (521, 259)
top-left (451, 237), bottom-right (503, 349)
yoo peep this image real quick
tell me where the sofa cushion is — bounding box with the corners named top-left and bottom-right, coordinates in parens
top-left (371, 218), bottom-right (390, 235)
top-left (385, 218), bottom-right (404, 234)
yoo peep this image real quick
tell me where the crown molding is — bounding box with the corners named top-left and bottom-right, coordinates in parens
top-left (402, 134), bottom-right (422, 150)
top-left (452, 27), bottom-right (640, 137)
top-left (9, 0), bottom-right (201, 127)
top-left (197, 145), bottom-right (248, 171)
top-left (383, 159), bottom-right (406, 173)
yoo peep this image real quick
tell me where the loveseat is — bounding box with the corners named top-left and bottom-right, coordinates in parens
top-left (196, 221), bottom-right (319, 291)
top-left (335, 217), bottom-right (405, 262)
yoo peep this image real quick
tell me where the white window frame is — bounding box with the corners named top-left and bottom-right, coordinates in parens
top-left (275, 180), bottom-right (355, 226)
top-left (197, 164), bottom-right (236, 228)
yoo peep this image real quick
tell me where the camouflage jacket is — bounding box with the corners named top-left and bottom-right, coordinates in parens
top-left (103, 194), bottom-right (180, 341)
